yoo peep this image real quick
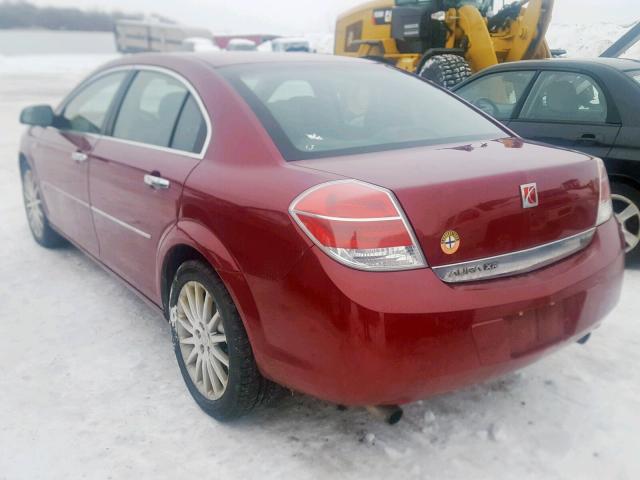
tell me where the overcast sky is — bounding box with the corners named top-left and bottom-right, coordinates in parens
top-left (32, 0), bottom-right (640, 34)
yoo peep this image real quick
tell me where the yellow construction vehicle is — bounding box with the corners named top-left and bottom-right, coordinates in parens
top-left (335, 0), bottom-right (554, 88)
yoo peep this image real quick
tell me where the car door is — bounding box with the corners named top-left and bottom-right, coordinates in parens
top-left (89, 68), bottom-right (209, 301)
top-left (455, 69), bottom-right (537, 123)
top-left (33, 71), bottom-right (129, 257)
top-left (509, 70), bottom-right (621, 158)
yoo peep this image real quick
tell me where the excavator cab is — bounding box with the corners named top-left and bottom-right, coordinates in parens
top-left (390, 1), bottom-right (450, 54)
top-left (335, 0), bottom-right (554, 88)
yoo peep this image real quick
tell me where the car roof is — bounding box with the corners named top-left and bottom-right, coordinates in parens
top-left (473, 57), bottom-right (640, 73)
top-left (106, 52), bottom-right (371, 70)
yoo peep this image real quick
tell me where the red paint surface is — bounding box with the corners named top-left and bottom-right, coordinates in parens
top-left (22, 53), bottom-right (625, 406)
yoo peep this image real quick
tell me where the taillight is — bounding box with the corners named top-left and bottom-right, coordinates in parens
top-left (289, 180), bottom-right (427, 271)
top-left (595, 158), bottom-right (613, 226)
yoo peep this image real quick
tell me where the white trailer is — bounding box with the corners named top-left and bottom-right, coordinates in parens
top-left (114, 20), bottom-right (214, 53)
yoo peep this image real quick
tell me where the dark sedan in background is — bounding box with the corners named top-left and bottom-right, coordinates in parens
top-left (455, 58), bottom-right (640, 261)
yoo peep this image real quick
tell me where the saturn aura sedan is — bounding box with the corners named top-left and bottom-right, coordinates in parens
top-left (18, 53), bottom-right (624, 421)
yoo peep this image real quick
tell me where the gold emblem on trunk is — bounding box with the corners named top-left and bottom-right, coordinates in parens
top-left (441, 230), bottom-right (460, 255)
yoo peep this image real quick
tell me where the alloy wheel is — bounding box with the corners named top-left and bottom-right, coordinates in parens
top-left (175, 281), bottom-right (229, 400)
top-left (612, 193), bottom-right (640, 253)
top-left (23, 170), bottom-right (45, 239)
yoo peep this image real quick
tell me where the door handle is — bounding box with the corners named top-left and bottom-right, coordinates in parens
top-left (71, 151), bottom-right (88, 163)
top-left (576, 133), bottom-right (600, 144)
top-left (144, 174), bottom-right (170, 190)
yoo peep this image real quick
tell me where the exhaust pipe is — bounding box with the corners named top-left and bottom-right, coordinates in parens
top-left (366, 405), bottom-right (403, 425)
top-left (577, 333), bottom-right (591, 345)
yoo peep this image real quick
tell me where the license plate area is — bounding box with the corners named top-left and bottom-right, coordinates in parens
top-left (472, 293), bottom-right (586, 364)
top-left (507, 303), bottom-right (567, 357)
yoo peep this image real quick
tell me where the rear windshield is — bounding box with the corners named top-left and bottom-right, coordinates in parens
top-left (220, 63), bottom-right (506, 160)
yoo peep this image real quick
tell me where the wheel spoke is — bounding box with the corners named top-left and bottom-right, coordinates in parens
top-left (613, 195), bottom-right (640, 223)
top-left (185, 284), bottom-right (198, 323)
top-left (622, 227), bottom-right (639, 251)
top-left (179, 336), bottom-right (196, 346)
top-left (209, 311), bottom-right (221, 332)
top-left (194, 283), bottom-right (204, 320)
top-left (177, 314), bottom-right (194, 334)
top-left (616, 205), bottom-right (635, 223)
top-left (210, 334), bottom-right (226, 344)
top-left (206, 357), bottom-right (223, 395)
top-left (209, 355), bottom-right (228, 388)
top-left (201, 355), bottom-right (210, 393)
top-left (186, 346), bottom-right (198, 364)
top-left (195, 355), bottom-right (202, 383)
top-left (179, 297), bottom-right (197, 327)
top-left (203, 291), bottom-right (213, 325)
top-left (210, 345), bottom-right (229, 367)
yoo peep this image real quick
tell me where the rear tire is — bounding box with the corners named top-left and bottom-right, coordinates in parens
top-left (611, 182), bottom-right (640, 263)
top-left (418, 54), bottom-right (472, 89)
top-left (21, 166), bottom-right (65, 248)
top-left (169, 260), bottom-right (280, 421)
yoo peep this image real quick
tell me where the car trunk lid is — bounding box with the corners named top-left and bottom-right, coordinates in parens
top-left (291, 139), bottom-right (599, 268)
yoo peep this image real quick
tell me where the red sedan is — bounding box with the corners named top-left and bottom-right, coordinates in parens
top-left (18, 53), bottom-right (624, 421)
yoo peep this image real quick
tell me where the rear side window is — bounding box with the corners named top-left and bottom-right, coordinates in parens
top-left (456, 71), bottom-right (536, 120)
top-left (519, 71), bottom-right (608, 123)
top-left (113, 71), bottom-right (189, 148)
top-left (220, 63), bottom-right (505, 160)
top-left (171, 95), bottom-right (207, 153)
top-left (60, 72), bottom-right (127, 133)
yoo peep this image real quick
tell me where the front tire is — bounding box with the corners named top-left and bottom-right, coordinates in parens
top-left (418, 54), bottom-right (472, 89)
top-left (611, 182), bottom-right (640, 262)
top-left (169, 260), bottom-right (278, 421)
top-left (21, 166), bottom-right (65, 248)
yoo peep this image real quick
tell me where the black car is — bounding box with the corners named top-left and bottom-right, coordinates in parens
top-left (454, 58), bottom-right (640, 261)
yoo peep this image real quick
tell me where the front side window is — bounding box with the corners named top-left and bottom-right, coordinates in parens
top-left (60, 72), bottom-right (127, 134)
top-left (519, 71), bottom-right (608, 123)
top-left (220, 63), bottom-right (506, 160)
top-left (456, 70), bottom-right (536, 120)
top-left (113, 71), bottom-right (189, 149)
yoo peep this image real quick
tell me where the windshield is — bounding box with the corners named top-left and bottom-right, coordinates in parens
top-left (220, 63), bottom-right (506, 160)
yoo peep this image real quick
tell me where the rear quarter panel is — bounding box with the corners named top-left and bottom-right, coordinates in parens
top-left (177, 66), bottom-right (341, 367)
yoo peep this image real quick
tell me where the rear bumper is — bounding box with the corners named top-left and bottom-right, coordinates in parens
top-left (249, 217), bottom-right (624, 406)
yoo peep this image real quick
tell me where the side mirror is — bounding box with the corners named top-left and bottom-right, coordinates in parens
top-left (20, 105), bottom-right (54, 127)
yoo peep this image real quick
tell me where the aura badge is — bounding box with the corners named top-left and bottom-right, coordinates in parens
top-left (441, 230), bottom-right (460, 255)
top-left (520, 182), bottom-right (539, 209)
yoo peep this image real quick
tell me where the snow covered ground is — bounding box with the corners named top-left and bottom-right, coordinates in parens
top-left (1, 54), bottom-right (640, 480)
top-left (546, 22), bottom-right (640, 58)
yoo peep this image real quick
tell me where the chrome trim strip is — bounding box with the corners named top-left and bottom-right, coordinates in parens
top-left (41, 181), bottom-right (90, 208)
top-left (291, 210), bottom-right (402, 222)
top-left (432, 228), bottom-right (596, 284)
top-left (42, 181), bottom-right (152, 239)
top-left (55, 64), bottom-right (212, 160)
top-left (91, 206), bottom-right (152, 240)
